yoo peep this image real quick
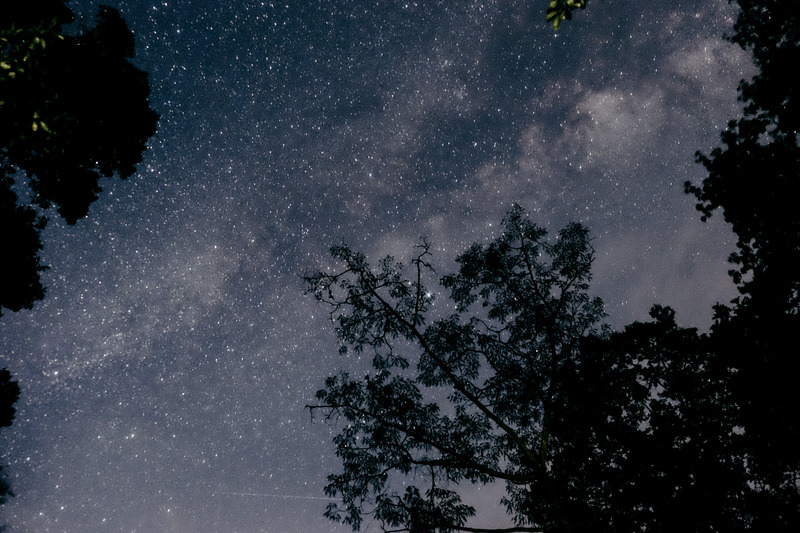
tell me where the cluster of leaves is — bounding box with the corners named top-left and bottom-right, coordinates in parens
top-left (0, 1), bottom-right (159, 316)
top-left (305, 206), bottom-right (742, 532)
top-left (546, 0), bottom-right (591, 31)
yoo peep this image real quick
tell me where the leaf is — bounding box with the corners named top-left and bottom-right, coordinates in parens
top-left (547, 0), bottom-right (590, 31)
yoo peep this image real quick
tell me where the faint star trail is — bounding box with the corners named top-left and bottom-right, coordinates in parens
top-left (213, 491), bottom-right (340, 501)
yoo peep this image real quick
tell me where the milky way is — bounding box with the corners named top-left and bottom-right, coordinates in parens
top-left (1, 1), bottom-right (752, 531)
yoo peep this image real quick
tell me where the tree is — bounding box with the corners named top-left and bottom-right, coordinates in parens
top-left (578, 307), bottom-right (746, 533)
top-left (0, 368), bottom-right (20, 506)
top-left (305, 206), bottom-right (737, 532)
top-left (686, 2), bottom-right (800, 526)
top-left (0, 0), bottom-right (159, 316)
top-left (0, 174), bottom-right (46, 314)
top-left (687, 0), bottom-right (799, 314)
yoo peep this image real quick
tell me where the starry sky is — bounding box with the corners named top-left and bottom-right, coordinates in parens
top-left (1, 1), bottom-right (755, 531)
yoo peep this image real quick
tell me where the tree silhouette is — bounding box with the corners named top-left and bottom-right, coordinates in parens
top-left (0, 369), bottom-right (20, 506)
top-left (0, 175), bottom-right (46, 314)
top-left (1, 0), bottom-right (159, 316)
top-left (687, 0), bottom-right (799, 313)
top-left (686, 2), bottom-right (800, 526)
top-left (0, 0), bottom-right (157, 513)
top-left (306, 1), bottom-right (799, 530)
top-left (305, 206), bottom-right (738, 532)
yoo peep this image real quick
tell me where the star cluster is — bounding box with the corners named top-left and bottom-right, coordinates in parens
top-left (1, 1), bottom-right (752, 531)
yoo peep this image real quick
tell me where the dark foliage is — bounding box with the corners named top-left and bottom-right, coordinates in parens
top-left (0, 174), bottom-right (46, 314)
top-left (578, 307), bottom-right (745, 533)
top-left (0, 369), bottom-right (19, 429)
top-left (305, 206), bottom-right (740, 532)
top-left (0, 369), bottom-right (20, 505)
top-left (686, 2), bottom-right (800, 528)
top-left (686, 0), bottom-right (799, 312)
top-left (546, 1), bottom-right (594, 31)
top-left (0, 0), bottom-right (159, 316)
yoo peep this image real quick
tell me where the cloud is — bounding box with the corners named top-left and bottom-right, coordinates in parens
top-left (571, 85), bottom-right (667, 171)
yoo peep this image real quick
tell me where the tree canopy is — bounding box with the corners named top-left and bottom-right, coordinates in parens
top-left (687, 0), bottom-right (799, 312)
top-left (0, 0), bottom-right (159, 316)
top-left (685, 1), bottom-right (800, 525)
top-left (306, 1), bottom-right (799, 530)
top-left (305, 206), bottom-right (741, 532)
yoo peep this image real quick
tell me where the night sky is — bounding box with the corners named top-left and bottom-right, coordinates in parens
top-left (1, 1), bottom-right (755, 531)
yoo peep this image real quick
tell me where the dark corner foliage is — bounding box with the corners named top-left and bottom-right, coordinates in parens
top-left (1, 0), bottom-right (159, 316)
